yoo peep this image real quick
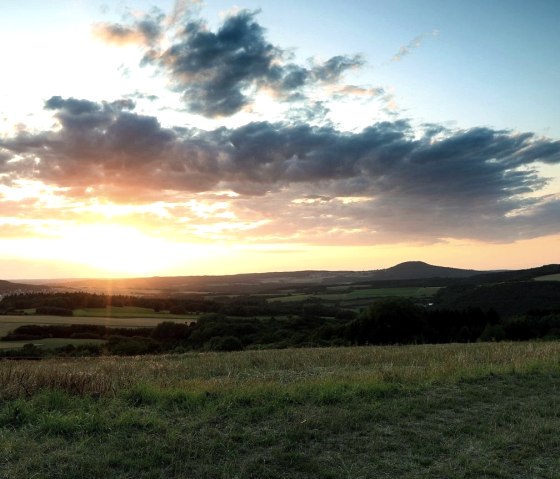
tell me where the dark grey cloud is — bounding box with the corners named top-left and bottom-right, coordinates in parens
top-left (98, 9), bottom-right (364, 117)
top-left (312, 55), bottom-right (364, 83)
top-left (0, 150), bottom-right (10, 166)
top-left (1, 96), bottom-right (560, 242)
top-left (285, 101), bottom-right (331, 124)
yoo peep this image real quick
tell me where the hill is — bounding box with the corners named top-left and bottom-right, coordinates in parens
top-left (435, 281), bottom-right (560, 316)
top-left (45, 261), bottom-right (485, 295)
top-left (0, 280), bottom-right (50, 295)
top-left (467, 264), bottom-right (560, 284)
top-left (373, 261), bottom-right (482, 280)
top-left (431, 264), bottom-right (560, 316)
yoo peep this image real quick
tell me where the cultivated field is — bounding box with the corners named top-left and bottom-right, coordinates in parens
top-left (0, 309), bottom-right (197, 349)
top-left (1, 342), bottom-right (559, 478)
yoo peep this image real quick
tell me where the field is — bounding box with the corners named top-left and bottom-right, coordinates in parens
top-left (72, 306), bottom-right (199, 320)
top-left (1, 342), bottom-right (559, 478)
top-left (535, 273), bottom-right (560, 281)
top-left (0, 309), bottom-right (197, 350)
top-left (0, 338), bottom-right (106, 350)
top-left (268, 286), bottom-right (441, 305)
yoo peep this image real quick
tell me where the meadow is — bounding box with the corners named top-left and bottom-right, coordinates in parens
top-left (1, 342), bottom-right (559, 478)
top-left (316, 286), bottom-right (440, 302)
top-left (267, 286), bottom-right (441, 306)
top-left (535, 273), bottom-right (560, 281)
top-left (72, 306), bottom-right (199, 320)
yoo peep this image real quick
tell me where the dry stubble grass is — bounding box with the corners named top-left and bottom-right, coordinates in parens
top-left (0, 341), bottom-right (558, 399)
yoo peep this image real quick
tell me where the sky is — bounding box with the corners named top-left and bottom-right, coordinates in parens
top-left (0, 0), bottom-right (559, 279)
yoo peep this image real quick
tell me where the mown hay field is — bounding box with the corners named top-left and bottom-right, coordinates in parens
top-left (0, 312), bottom-right (197, 349)
top-left (72, 306), bottom-right (200, 319)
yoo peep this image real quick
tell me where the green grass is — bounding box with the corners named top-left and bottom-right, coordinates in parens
top-left (73, 306), bottom-right (199, 320)
top-left (268, 286), bottom-right (441, 303)
top-left (318, 286), bottom-right (441, 300)
top-left (1, 342), bottom-right (560, 477)
top-left (535, 273), bottom-right (560, 281)
top-left (267, 293), bottom-right (312, 303)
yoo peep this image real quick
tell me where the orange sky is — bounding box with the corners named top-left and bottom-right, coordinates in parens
top-left (1, 2), bottom-right (559, 279)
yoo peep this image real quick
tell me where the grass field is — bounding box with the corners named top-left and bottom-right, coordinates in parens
top-left (268, 286), bottom-right (441, 303)
top-left (317, 286), bottom-right (441, 301)
top-left (1, 342), bottom-right (559, 478)
top-left (535, 273), bottom-right (560, 281)
top-left (73, 306), bottom-right (199, 319)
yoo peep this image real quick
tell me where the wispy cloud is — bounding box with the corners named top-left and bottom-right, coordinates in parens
top-left (391, 29), bottom-right (439, 62)
top-left (92, 11), bottom-right (164, 46)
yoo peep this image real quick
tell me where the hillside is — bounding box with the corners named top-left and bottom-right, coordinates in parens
top-left (434, 280), bottom-right (560, 317)
top-left (467, 264), bottom-right (560, 284)
top-left (0, 279), bottom-right (50, 295)
top-left (45, 261), bottom-right (485, 294)
top-left (7, 262), bottom-right (559, 307)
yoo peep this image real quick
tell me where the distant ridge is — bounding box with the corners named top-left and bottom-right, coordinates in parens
top-left (27, 260), bottom-right (485, 293)
top-left (3, 262), bottom-right (560, 296)
top-left (469, 263), bottom-right (560, 284)
top-left (0, 279), bottom-right (49, 294)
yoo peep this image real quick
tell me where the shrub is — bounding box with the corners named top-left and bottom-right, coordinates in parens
top-left (205, 336), bottom-right (243, 351)
top-left (479, 323), bottom-right (506, 342)
top-left (151, 322), bottom-right (191, 342)
top-left (106, 337), bottom-right (161, 356)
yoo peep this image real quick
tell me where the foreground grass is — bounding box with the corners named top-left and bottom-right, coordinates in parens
top-left (1, 342), bottom-right (559, 478)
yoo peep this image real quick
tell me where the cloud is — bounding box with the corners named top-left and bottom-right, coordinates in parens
top-left (391, 29), bottom-right (439, 62)
top-left (1, 97), bottom-right (560, 244)
top-left (332, 85), bottom-right (384, 99)
top-left (0, 224), bottom-right (30, 238)
top-left (311, 55), bottom-right (364, 83)
top-left (96, 9), bottom-right (365, 117)
top-left (92, 11), bottom-right (164, 46)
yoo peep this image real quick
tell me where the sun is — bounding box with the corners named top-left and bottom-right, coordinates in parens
top-left (51, 223), bottom-right (182, 277)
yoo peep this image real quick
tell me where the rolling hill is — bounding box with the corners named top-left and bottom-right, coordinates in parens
top-left (373, 261), bottom-right (483, 280)
top-left (40, 261), bottom-right (485, 294)
top-left (0, 280), bottom-right (50, 295)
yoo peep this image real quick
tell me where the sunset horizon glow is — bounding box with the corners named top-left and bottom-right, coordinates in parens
top-left (1, 0), bottom-right (559, 279)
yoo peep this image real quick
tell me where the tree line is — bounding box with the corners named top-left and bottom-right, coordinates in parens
top-left (1, 296), bottom-right (559, 358)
